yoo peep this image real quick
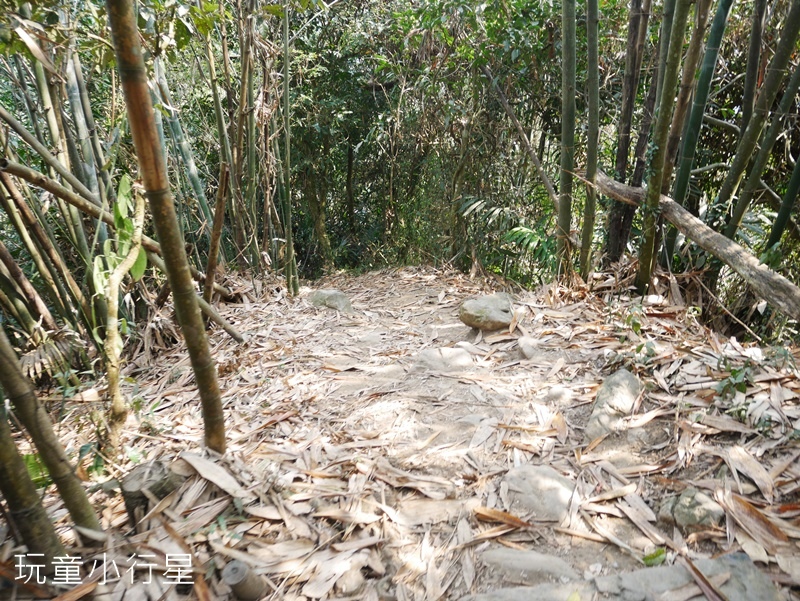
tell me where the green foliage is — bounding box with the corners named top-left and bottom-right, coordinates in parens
top-left (715, 360), bottom-right (754, 401)
top-left (23, 453), bottom-right (53, 489)
top-left (642, 547), bottom-right (666, 567)
top-left (79, 442), bottom-right (104, 477)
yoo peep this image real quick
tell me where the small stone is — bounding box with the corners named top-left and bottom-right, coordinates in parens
top-left (481, 548), bottom-right (579, 585)
top-left (459, 294), bottom-right (513, 331)
top-left (593, 554), bottom-right (782, 601)
top-left (585, 368), bottom-right (642, 440)
top-left (310, 289), bottom-right (354, 313)
top-left (413, 347), bottom-right (473, 372)
top-left (518, 336), bottom-right (539, 359)
top-left (459, 583), bottom-right (595, 601)
top-left (661, 488), bottom-right (725, 529)
top-left (543, 385), bottom-right (573, 405)
top-left (596, 368), bottom-right (641, 414)
top-left (503, 465), bottom-right (574, 523)
top-left (334, 566), bottom-right (364, 594)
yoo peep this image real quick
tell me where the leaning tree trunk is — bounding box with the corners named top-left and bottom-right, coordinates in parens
top-left (635, 0), bottom-right (692, 293)
top-left (0, 406), bottom-right (65, 571)
top-left (0, 328), bottom-right (102, 533)
top-left (106, 0), bottom-right (226, 454)
top-left (595, 171), bottom-right (800, 322)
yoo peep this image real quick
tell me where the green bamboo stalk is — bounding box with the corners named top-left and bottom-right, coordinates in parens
top-left (0, 171), bottom-right (94, 332)
top-left (0, 104), bottom-right (100, 205)
top-left (0, 240), bottom-right (57, 333)
top-left (284, 1), bottom-right (299, 295)
top-left (65, 49), bottom-right (109, 245)
top-left (580, 0), bottom-right (599, 279)
top-left (201, 15), bottom-right (233, 267)
top-left (740, 0), bottom-right (768, 136)
top-left (0, 159), bottom-right (234, 301)
top-left (154, 59), bottom-right (214, 230)
top-left (72, 52), bottom-right (115, 203)
top-left (654, 0), bottom-right (677, 114)
top-left (0, 176), bottom-right (71, 322)
top-left (23, 23), bottom-right (92, 264)
top-left (635, 0), bottom-right (692, 293)
top-left (106, 0), bottom-right (226, 454)
top-left (204, 164), bottom-right (229, 306)
top-left (11, 56), bottom-right (46, 146)
top-left (713, 0), bottom-right (800, 223)
top-left (663, 0), bottom-right (712, 185)
top-left (0, 269), bottom-right (39, 336)
top-left (765, 155), bottom-right (800, 252)
top-left (604, 0), bottom-right (651, 263)
top-left (613, 0), bottom-right (643, 184)
top-left (724, 62), bottom-right (800, 239)
top-left (558, 0), bottom-right (576, 276)
top-left (663, 0), bottom-right (734, 261)
top-left (244, 41), bottom-right (260, 270)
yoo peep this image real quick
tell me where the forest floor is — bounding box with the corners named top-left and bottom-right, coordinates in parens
top-left (12, 266), bottom-right (800, 600)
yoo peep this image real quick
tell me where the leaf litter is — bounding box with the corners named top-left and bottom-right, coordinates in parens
top-left (10, 266), bottom-right (800, 600)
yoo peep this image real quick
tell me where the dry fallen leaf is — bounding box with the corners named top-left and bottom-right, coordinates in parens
top-left (473, 506), bottom-right (532, 529)
top-left (716, 488), bottom-right (789, 554)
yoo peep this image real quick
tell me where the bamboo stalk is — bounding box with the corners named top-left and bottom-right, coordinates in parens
top-left (635, 0), bottom-right (692, 293)
top-left (106, 0), bottom-right (226, 453)
top-left (0, 329), bottom-right (103, 534)
top-left (204, 164), bottom-right (229, 305)
top-left (0, 159), bottom-right (234, 300)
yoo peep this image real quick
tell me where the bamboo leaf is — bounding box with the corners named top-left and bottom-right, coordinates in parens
top-left (130, 247), bottom-right (148, 281)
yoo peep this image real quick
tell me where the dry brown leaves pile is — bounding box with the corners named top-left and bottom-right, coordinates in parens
top-left (14, 266), bottom-right (800, 600)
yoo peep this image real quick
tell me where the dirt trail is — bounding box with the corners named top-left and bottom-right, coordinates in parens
top-left (69, 266), bottom-right (800, 599)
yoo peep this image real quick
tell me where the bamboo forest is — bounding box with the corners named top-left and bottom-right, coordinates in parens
top-left (1, 0), bottom-right (800, 599)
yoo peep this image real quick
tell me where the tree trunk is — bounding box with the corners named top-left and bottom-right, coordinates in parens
top-left (0, 329), bottom-right (103, 533)
top-left (305, 169), bottom-right (334, 270)
top-left (558, 0), bottom-right (576, 276)
top-left (580, 0), bottom-right (599, 279)
top-left (663, 0), bottom-right (735, 261)
top-left (740, 0), bottom-right (768, 136)
top-left (604, 0), bottom-right (651, 263)
top-left (0, 404), bottom-right (65, 571)
top-left (635, 0), bottom-right (692, 293)
top-left (595, 170), bottom-right (800, 321)
top-left (282, 1), bottom-right (299, 295)
top-left (106, 0), bottom-right (226, 454)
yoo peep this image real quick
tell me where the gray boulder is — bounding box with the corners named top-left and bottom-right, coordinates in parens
top-left (585, 368), bottom-right (641, 440)
top-left (459, 294), bottom-right (513, 331)
top-left (503, 465), bottom-right (574, 523)
top-left (310, 289), bottom-right (354, 313)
